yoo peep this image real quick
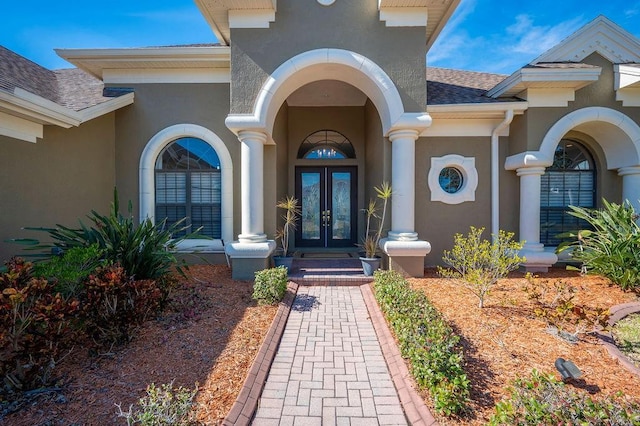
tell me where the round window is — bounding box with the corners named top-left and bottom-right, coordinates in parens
top-left (438, 167), bottom-right (464, 194)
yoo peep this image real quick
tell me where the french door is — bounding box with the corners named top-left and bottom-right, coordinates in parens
top-left (295, 166), bottom-right (357, 248)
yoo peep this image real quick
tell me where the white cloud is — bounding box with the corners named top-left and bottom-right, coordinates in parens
top-left (427, 0), bottom-right (480, 65)
top-left (624, 2), bottom-right (640, 18)
top-left (504, 14), bottom-right (586, 56)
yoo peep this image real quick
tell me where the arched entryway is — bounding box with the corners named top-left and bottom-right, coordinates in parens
top-left (224, 48), bottom-right (432, 279)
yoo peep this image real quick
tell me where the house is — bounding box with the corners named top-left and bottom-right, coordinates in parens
top-left (1, 0), bottom-right (640, 279)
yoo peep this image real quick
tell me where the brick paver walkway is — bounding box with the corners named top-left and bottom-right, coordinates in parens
top-left (252, 286), bottom-right (407, 425)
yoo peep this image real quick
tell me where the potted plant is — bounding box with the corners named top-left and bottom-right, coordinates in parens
top-left (273, 195), bottom-right (300, 270)
top-left (359, 182), bottom-right (392, 276)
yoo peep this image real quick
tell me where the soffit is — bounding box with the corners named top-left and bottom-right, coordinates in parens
top-left (56, 46), bottom-right (231, 80)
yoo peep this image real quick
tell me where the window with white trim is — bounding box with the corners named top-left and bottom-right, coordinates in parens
top-left (155, 138), bottom-right (221, 238)
top-left (540, 139), bottom-right (596, 246)
top-left (429, 155), bottom-right (478, 204)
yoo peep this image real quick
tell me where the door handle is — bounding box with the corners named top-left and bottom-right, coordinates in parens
top-left (322, 210), bottom-right (330, 227)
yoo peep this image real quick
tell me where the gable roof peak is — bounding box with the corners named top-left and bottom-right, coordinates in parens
top-left (532, 15), bottom-right (640, 65)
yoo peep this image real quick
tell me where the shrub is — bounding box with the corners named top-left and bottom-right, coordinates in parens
top-left (439, 227), bottom-right (524, 308)
top-left (252, 266), bottom-right (288, 305)
top-left (373, 270), bottom-right (469, 416)
top-left (82, 264), bottom-right (162, 346)
top-left (24, 188), bottom-right (192, 283)
top-left (32, 244), bottom-right (104, 299)
top-left (0, 258), bottom-right (79, 395)
top-left (558, 199), bottom-right (640, 291)
top-left (116, 381), bottom-right (198, 425)
top-left (490, 369), bottom-right (640, 425)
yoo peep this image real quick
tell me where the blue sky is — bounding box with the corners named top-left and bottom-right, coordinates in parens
top-left (3, 0), bottom-right (640, 75)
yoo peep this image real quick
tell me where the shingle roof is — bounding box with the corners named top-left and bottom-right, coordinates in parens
top-left (426, 67), bottom-right (518, 105)
top-left (0, 45), bottom-right (113, 111)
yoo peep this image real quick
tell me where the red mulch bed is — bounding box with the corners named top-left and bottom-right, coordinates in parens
top-left (409, 268), bottom-right (640, 425)
top-left (3, 265), bottom-right (277, 425)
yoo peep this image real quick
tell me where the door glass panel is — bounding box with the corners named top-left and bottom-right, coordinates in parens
top-left (301, 173), bottom-right (321, 240)
top-left (331, 172), bottom-right (351, 240)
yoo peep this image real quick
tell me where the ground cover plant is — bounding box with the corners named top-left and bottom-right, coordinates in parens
top-left (489, 369), bottom-right (640, 425)
top-left (373, 269), bottom-right (469, 416)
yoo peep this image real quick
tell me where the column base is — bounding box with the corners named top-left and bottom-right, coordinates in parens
top-left (379, 238), bottom-right (431, 277)
top-left (520, 243), bottom-right (558, 273)
top-left (225, 240), bottom-right (276, 280)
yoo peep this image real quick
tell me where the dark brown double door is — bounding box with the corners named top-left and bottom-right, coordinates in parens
top-left (295, 166), bottom-right (357, 248)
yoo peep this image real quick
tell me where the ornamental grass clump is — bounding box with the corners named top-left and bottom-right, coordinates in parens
top-left (439, 226), bottom-right (524, 308)
top-left (558, 199), bottom-right (640, 292)
top-left (116, 381), bottom-right (198, 426)
top-left (373, 270), bottom-right (469, 416)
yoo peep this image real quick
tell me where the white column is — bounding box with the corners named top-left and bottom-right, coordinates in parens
top-left (516, 166), bottom-right (557, 272)
top-left (619, 166), bottom-right (640, 216)
top-left (387, 129), bottom-right (419, 241)
top-left (237, 130), bottom-right (268, 243)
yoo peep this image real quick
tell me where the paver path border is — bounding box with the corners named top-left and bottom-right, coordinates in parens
top-left (596, 301), bottom-right (640, 378)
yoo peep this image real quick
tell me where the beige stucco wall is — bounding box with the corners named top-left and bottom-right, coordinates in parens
top-left (0, 115), bottom-right (116, 262)
top-left (229, 0), bottom-right (427, 114)
top-left (111, 83), bottom-right (240, 235)
top-left (416, 136), bottom-right (494, 265)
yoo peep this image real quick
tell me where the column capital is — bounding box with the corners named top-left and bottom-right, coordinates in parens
top-left (618, 165), bottom-right (640, 176)
top-left (237, 129), bottom-right (269, 144)
top-left (388, 128), bottom-right (420, 142)
top-left (516, 166), bottom-right (546, 177)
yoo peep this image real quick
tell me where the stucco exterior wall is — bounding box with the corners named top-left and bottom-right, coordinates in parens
top-left (229, 0), bottom-right (427, 115)
top-left (111, 83), bottom-right (239, 235)
top-left (416, 136), bottom-right (493, 265)
top-left (0, 115), bottom-right (116, 262)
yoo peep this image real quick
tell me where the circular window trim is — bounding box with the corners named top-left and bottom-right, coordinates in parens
top-left (429, 155), bottom-right (478, 204)
top-left (317, 0), bottom-right (336, 5)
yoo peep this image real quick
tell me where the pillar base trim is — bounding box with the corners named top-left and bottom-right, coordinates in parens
top-left (387, 231), bottom-right (419, 241)
top-left (520, 243), bottom-right (558, 273)
top-left (380, 238), bottom-right (431, 257)
top-left (237, 233), bottom-right (268, 244)
top-left (225, 240), bottom-right (276, 259)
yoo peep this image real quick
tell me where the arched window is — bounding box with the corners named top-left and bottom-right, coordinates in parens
top-left (155, 138), bottom-right (221, 238)
top-left (540, 139), bottom-right (596, 246)
top-left (140, 124), bottom-right (234, 247)
top-left (297, 130), bottom-right (355, 159)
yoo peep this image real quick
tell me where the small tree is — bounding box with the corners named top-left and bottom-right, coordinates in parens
top-left (439, 227), bottom-right (524, 308)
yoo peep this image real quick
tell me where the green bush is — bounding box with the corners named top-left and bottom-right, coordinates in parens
top-left (24, 188), bottom-right (192, 283)
top-left (33, 244), bottom-right (104, 299)
top-left (252, 266), bottom-right (288, 305)
top-left (116, 381), bottom-right (198, 425)
top-left (439, 227), bottom-right (524, 308)
top-left (0, 258), bottom-right (79, 396)
top-left (373, 270), bottom-right (469, 416)
top-left (558, 199), bottom-right (640, 291)
top-left (490, 369), bottom-right (640, 425)
top-left (82, 264), bottom-right (162, 346)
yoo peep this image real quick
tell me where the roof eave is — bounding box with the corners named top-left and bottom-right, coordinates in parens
top-left (486, 67), bottom-right (602, 98)
top-left (427, 101), bottom-right (528, 119)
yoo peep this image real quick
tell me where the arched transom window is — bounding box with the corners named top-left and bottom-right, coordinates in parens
top-left (155, 137), bottom-right (221, 238)
top-left (297, 130), bottom-right (355, 159)
top-left (540, 139), bottom-right (596, 246)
